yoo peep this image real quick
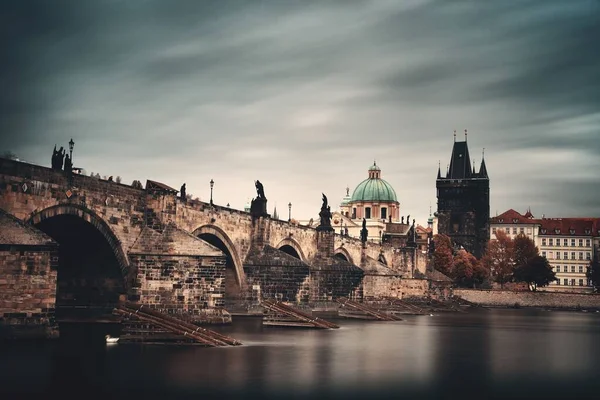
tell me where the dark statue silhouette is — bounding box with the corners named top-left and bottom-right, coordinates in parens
top-left (51, 145), bottom-right (66, 170)
top-left (180, 183), bottom-right (186, 201)
top-left (250, 180), bottom-right (268, 218)
top-left (255, 180), bottom-right (266, 199)
top-left (360, 218), bottom-right (368, 243)
top-left (316, 193), bottom-right (333, 231)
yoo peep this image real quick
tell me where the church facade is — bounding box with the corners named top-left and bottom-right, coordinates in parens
top-left (436, 132), bottom-right (490, 258)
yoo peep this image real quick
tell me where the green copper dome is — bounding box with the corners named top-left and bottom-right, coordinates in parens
top-left (350, 163), bottom-right (398, 203)
top-left (351, 179), bottom-right (397, 202)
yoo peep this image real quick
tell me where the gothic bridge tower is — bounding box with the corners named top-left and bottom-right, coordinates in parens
top-left (436, 130), bottom-right (489, 258)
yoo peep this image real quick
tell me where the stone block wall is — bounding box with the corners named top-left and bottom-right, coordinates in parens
top-left (128, 254), bottom-right (227, 320)
top-left (362, 276), bottom-right (429, 300)
top-left (309, 266), bottom-right (364, 302)
top-left (454, 289), bottom-right (600, 309)
top-left (0, 247), bottom-right (58, 339)
top-left (244, 264), bottom-right (310, 302)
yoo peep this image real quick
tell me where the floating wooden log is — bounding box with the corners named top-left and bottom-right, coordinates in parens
top-left (261, 300), bottom-right (339, 329)
top-left (336, 297), bottom-right (402, 321)
top-left (114, 303), bottom-right (242, 346)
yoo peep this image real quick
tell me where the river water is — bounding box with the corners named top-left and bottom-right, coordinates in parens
top-left (1, 308), bottom-right (599, 400)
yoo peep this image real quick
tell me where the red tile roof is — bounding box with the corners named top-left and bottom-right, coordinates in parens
top-left (490, 209), bottom-right (540, 224)
top-left (538, 218), bottom-right (600, 236)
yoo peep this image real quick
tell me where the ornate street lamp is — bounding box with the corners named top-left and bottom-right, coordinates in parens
top-left (209, 179), bottom-right (214, 206)
top-left (68, 138), bottom-right (74, 162)
top-left (288, 202), bottom-right (292, 222)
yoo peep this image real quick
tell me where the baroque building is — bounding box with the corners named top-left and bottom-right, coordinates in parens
top-left (490, 209), bottom-right (600, 292)
top-left (299, 162), bottom-right (417, 244)
top-left (436, 132), bottom-right (489, 258)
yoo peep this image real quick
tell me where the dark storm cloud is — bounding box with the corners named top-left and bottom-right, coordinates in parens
top-left (1, 0), bottom-right (599, 223)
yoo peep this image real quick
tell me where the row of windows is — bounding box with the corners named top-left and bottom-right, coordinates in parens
top-left (542, 251), bottom-right (591, 260)
top-left (542, 238), bottom-right (591, 247)
top-left (352, 207), bottom-right (388, 220)
top-left (552, 265), bottom-right (585, 273)
top-left (555, 279), bottom-right (591, 286)
top-left (492, 227), bottom-right (531, 235)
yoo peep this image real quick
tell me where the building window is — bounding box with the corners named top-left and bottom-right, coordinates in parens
top-left (579, 252), bottom-right (583, 260)
top-left (571, 279), bottom-right (575, 286)
top-left (365, 207), bottom-right (371, 219)
top-left (352, 208), bottom-right (356, 219)
top-left (492, 227), bottom-right (496, 234)
top-left (556, 252), bottom-right (561, 260)
top-left (564, 252), bottom-right (568, 259)
top-left (512, 227), bottom-right (517, 234)
top-left (564, 278), bottom-right (568, 285)
top-left (586, 252), bottom-right (591, 260)
top-left (564, 239), bottom-right (568, 246)
top-left (549, 251), bottom-right (553, 259)
top-left (556, 240), bottom-right (560, 247)
top-left (556, 279), bottom-right (560, 285)
top-left (542, 238), bottom-right (546, 246)
top-left (571, 252), bottom-right (576, 260)
top-left (579, 266), bottom-right (583, 273)
top-left (549, 238), bottom-right (553, 246)
top-left (542, 251), bottom-right (546, 257)
top-left (586, 239), bottom-right (591, 247)
top-left (579, 239), bottom-right (583, 247)
top-left (381, 207), bottom-right (387, 220)
top-left (571, 266), bottom-right (576, 273)
top-left (520, 227), bottom-right (524, 234)
top-left (579, 279), bottom-right (583, 286)
top-left (571, 239), bottom-right (576, 246)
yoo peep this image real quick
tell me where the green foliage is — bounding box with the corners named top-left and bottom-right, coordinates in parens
top-left (513, 234), bottom-right (539, 268)
top-left (587, 258), bottom-right (600, 292)
top-left (513, 255), bottom-right (557, 291)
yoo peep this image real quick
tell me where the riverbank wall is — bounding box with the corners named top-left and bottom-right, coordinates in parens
top-left (454, 289), bottom-right (600, 310)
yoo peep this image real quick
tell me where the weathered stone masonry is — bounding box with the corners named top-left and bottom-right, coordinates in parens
top-left (0, 209), bottom-right (59, 339)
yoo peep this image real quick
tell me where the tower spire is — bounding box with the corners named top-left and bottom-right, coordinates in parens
top-left (437, 160), bottom-right (441, 179)
top-left (464, 128), bottom-right (468, 141)
top-left (453, 130), bottom-right (456, 142)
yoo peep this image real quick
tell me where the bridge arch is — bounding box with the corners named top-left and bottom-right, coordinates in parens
top-left (28, 204), bottom-right (129, 280)
top-left (275, 237), bottom-right (307, 262)
top-left (28, 204), bottom-right (130, 323)
top-left (192, 224), bottom-right (245, 298)
top-left (334, 247), bottom-right (353, 264)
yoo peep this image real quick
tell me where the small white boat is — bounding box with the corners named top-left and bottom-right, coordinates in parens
top-left (105, 334), bottom-right (119, 344)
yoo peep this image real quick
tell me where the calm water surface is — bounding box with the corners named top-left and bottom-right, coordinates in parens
top-left (1, 308), bottom-right (599, 400)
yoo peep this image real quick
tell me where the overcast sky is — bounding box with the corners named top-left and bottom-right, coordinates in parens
top-left (1, 0), bottom-right (599, 225)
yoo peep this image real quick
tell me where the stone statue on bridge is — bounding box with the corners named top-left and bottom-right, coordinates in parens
top-left (63, 154), bottom-right (72, 174)
top-left (316, 193), bottom-right (333, 232)
top-left (360, 218), bottom-right (368, 243)
top-left (51, 145), bottom-right (66, 170)
top-left (180, 183), bottom-right (186, 201)
top-left (250, 180), bottom-right (269, 219)
top-left (255, 180), bottom-right (266, 199)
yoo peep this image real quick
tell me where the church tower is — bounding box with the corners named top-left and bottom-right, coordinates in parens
top-left (436, 130), bottom-right (489, 258)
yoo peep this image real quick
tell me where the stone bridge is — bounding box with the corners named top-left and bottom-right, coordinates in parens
top-left (0, 158), bottom-right (429, 338)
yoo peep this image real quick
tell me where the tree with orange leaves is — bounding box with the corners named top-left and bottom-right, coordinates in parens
top-left (482, 230), bottom-right (514, 288)
top-left (433, 234), bottom-right (454, 277)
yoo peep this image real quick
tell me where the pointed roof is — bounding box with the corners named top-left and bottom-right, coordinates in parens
top-left (479, 157), bottom-right (488, 179)
top-left (447, 141), bottom-right (472, 179)
top-left (129, 223), bottom-right (223, 256)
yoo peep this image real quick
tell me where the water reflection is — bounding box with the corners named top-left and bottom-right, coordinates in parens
top-left (1, 310), bottom-right (599, 399)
